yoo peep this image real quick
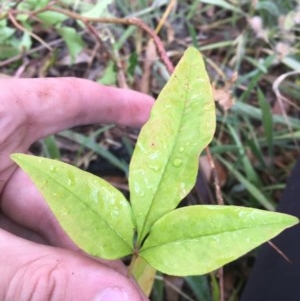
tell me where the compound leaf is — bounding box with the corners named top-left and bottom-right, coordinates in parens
top-left (140, 205), bottom-right (298, 276)
top-left (129, 47), bottom-right (216, 243)
top-left (11, 153), bottom-right (134, 259)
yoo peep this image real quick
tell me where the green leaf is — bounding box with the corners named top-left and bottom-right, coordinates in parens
top-left (217, 156), bottom-right (275, 210)
top-left (18, 32), bottom-right (32, 51)
top-left (129, 47), bottom-right (216, 243)
top-left (42, 135), bottom-right (61, 159)
top-left (200, 0), bottom-right (242, 14)
top-left (37, 11), bottom-right (68, 26)
top-left (0, 20), bottom-right (15, 42)
top-left (257, 88), bottom-right (273, 155)
top-left (81, 0), bottom-right (113, 18)
top-left (0, 44), bottom-right (19, 59)
top-left (58, 130), bottom-right (128, 174)
top-left (11, 153), bottom-right (134, 259)
top-left (19, 0), bottom-right (49, 10)
top-left (97, 61), bottom-right (117, 85)
top-left (256, 1), bottom-right (280, 16)
top-left (140, 205), bottom-right (298, 276)
top-left (56, 26), bottom-right (85, 63)
top-left (185, 275), bottom-right (211, 301)
top-left (227, 124), bottom-right (262, 188)
top-left (282, 56), bottom-right (300, 72)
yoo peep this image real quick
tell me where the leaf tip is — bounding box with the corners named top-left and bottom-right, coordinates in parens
top-left (275, 211), bottom-right (299, 229)
top-left (287, 215), bottom-right (299, 227)
top-left (10, 153), bottom-right (23, 162)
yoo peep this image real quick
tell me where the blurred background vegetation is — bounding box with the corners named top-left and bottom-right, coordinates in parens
top-left (1, 0), bottom-right (299, 300)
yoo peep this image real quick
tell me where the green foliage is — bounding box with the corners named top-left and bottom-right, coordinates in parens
top-left (81, 0), bottom-right (113, 18)
top-left (0, 0), bottom-right (111, 61)
top-left (12, 154), bottom-right (134, 259)
top-left (42, 135), bottom-right (61, 159)
top-left (129, 47), bottom-right (216, 243)
top-left (11, 48), bottom-right (298, 290)
top-left (0, 19), bottom-right (18, 59)
top-left (97, 61), bottom-right (118, 85)
top-left (1, 0), bottom-right (299, 298)
top-left (185, 275), bottom-right (211, 301)
top-left (36, 11), bottom-right (68, 25)
top-left (200, 0), bottom-right (242, 14)
top-left (257, 88), bottom-right (273, 155)
top-left (56, 26), bottom-right (85, 62)
top-left (139, 205), bottom-right (297, 276)
top-left (58, 129), bottom-right (129, 174)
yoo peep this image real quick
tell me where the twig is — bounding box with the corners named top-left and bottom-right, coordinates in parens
top-left (205, 147), bottom-right (224, 205)
top-left (87, 23), bottom-right (128, 89)
top-left (140, 0), bottom-right (176, 93)
top-left (155, 0), bottom-right (176, 34)
top-left (267, 240), bottom-right (292, 263)
top-left (155, 275), bottom-right (196, 301)
top-left (30, 4), bottom-right (174, 74)
top-left (206, 148), bottom-right (225, 301)
top-left (12, 0), bottom-right (26, 9)
top-left (0, 38), bottom-right (64, 68)
top-left (8, 11), bottom-right (52, 51)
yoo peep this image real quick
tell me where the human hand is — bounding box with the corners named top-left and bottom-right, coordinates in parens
top-left (0, 77), bottom-right (154, 301)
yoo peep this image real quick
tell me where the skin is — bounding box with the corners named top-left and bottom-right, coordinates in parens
top-left (0, 77), bottom-right (154, 301)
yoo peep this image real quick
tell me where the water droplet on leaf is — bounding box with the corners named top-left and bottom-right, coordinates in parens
top-left (67, 172), bottom-right (75, 186)
top-left (49, 165), bottom-right (57, 172)
top-left (173, 158), bottom-right (183, 167)
top-left (148, 163), bottom-right (160, 171)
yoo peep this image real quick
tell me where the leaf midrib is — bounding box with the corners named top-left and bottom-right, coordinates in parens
top-left (141, 221), bottom-right (291, 251)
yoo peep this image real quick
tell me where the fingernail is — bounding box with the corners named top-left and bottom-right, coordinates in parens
top-left (93, 287), bottom-right (129, 301)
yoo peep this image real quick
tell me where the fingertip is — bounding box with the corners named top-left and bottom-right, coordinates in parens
top-left (117, 91), bottom-right (155, 127)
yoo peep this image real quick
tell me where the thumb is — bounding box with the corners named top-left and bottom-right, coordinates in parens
top-left (0, 229), bottom-right (148, 301)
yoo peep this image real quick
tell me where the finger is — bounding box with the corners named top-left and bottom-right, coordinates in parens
top-left (0, 229), bottom-right (148, 301)
top-left (0, 77), bottom-right (154, 192)
top-left (0, 212), bottom-right (48, 245)
top-left (2, 168), bottom-right (78, 249)
top-left (0, 77), bottom-right (154, 142)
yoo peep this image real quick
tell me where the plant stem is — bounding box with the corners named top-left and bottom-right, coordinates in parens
top-left (205, 146), bottom-right (224, 301)
top-left (30, 4), bottom-right (174, 74)
top-left (8, 11), bottom-right (52, 51)
top-left (128, 254), bottom-right (156, 297)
